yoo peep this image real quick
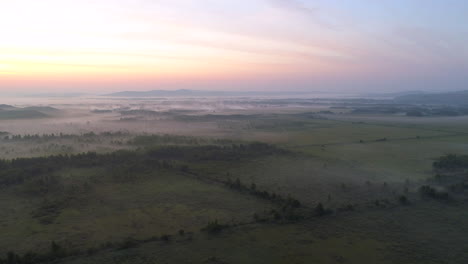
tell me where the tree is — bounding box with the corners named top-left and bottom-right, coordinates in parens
top-left (235, 178), bottom-right (241, 189)
top-left (398, 195), bottom-right (409, 205)
top-left (250, 183), bottom-right (256, 191)
top-left (201, 220), bottom-right (228, 234)
top-left (315, 203), bottom-right (329, 216)
top-left (6, 251), bottom-right (20, 264)
top-left (161, 234), bottom-right (170, 242)
top-left (50, 241), bottom-right (65, 259)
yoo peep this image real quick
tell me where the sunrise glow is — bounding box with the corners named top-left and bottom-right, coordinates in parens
top-left (1, 0), bottom-right (467, 92)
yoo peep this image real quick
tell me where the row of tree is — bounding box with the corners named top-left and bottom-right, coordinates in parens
top-left (2, 131), bottom-right (129, 141)
top-left (129, 134), bottom-right (234, 146)
top-left (223, 178), bottom-right (301, 209)
top-left (0, 142), bottom-right (285, 187)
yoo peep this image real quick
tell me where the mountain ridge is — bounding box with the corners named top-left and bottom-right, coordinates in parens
top-left (103, 89), bottom-right (315, 97)
top-left (395, 90), bottom-right (468, 105)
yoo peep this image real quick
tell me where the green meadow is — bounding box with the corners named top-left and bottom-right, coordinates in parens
top-left (0, 105), bottom-right (467, 264)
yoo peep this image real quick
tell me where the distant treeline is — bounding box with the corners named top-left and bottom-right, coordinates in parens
top-left (224, 178), bottom-right (300, 207)
top-left (145, 143), bottom-right (285, 162)
top-left (128, 134), bottom-right (234, 146)
top-left (1, 133), bottom-right (238, 148)
top-left (1, 131), bottom-right (129, 141)
top-left (351, 105), bottom-right (468, 117)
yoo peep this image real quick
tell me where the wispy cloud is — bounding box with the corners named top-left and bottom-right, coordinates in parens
top-left (267, 0), bottom-right (338, 30)
top-left (1, 0), bottom-right (467, 92)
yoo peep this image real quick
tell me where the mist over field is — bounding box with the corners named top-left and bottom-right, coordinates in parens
top-left (1, 0), bottom-right (468, 263)
top-left (0, 91), bottom-right (468, 264)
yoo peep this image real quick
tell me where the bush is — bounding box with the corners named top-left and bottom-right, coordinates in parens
top-left (118, 237), bottom-right (139, 250)
top-left (161, 234), bottom-right (170, 242)
top-left (201, 220), bottom-right (228, 234)
top-left (338, 204), bottom-right (355, 212)
top-left (49, 241), bottom-right (66, 259)
top-left (314, 203), bottom-right (332, 216)
top-left (433, 154), bottom-right (468, 171)
top-left (419, 185), bottom-right (449, 200)
top-left (398, 195), bottom-right (409, 205)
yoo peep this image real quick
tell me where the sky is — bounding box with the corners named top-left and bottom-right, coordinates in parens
top-left (0, 0), bottom-right (467, 93)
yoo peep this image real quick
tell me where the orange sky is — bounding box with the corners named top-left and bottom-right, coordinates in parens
top-left (1, 0), bottom-right (467, 93)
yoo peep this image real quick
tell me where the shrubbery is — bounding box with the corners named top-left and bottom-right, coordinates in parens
top-left (201, 220), bottom-right (229, 234)
top-left (433, 154), bottom-right (468, 171)
top-left (0, 142), bottom-right (284, 187)
top-left (419, 185), bottom-right (449, 200)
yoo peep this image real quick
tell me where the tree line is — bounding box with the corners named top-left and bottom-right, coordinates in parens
top-left (0, 142), bottom-right (286, 187)
top-left (1, 131), bottom-right (129, 141)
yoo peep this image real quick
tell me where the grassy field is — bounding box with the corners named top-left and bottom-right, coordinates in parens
top-left (0, 166), bottom-right (270, 254)
top-left (1, 107), bottom-right (468, 263)
top-left (57, 200), bottom-right (468, 264)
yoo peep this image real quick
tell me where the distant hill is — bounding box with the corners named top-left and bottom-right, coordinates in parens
top-left (363, 91), bottom-right (427, 99)
top-left (21, 93), bottom-right (87, 98)
top-left (104, 89), bottom-right (312, 97)
top-left (0, 106), bottom-right (60, 120)
top-left (0, 104), bottom-right (17, 110)
top-left (0, 109), bottom-right (49, 119)
top-left (395, 90), bottom-right (468, 105)
top-left (23, 106), bottom-right (60, 114)
top-left (106, 89), bottom-right (227, 97)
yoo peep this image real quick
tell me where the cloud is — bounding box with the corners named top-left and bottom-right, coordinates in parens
top-left (269, 0), bottom-right (317, 15)
top-left (267, 0), bottom-right (337, 30)
top-left (392, 26), bottom-right (465, 61)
